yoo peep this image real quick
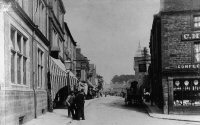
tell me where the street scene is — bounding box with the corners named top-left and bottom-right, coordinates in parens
top-left (25, 96), bottom-right (200, 125)
top-left (1, 0), bottom-right (200, 125)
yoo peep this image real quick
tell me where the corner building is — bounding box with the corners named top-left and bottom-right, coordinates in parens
top-left (150, 0), bottom-right (200, 114)
top-left (0, 0), bottom-right (49, 124)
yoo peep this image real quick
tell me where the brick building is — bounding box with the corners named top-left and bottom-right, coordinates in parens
top-left (150, 0), bottom-right (200, 114)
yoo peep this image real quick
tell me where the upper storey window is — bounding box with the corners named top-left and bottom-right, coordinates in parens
top-left (10, 26), bottom-right (28, 85)
top-left (194, 16), bottom-right (200, 29)
top-left (16, 0), bottom-right (32, 18)
top-left (35, 0), bottom-right (47, 36)
top-left (194, 42), bottom-right (200, 63)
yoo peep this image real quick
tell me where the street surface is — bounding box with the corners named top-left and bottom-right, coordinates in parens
top-left (68, 96), bottom-right (200, 125)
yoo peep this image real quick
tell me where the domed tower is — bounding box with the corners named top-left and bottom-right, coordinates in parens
top-left (134, 42), bottom-right (142, 57)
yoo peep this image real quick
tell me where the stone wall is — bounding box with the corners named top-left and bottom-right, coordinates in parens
top-left (0, 90), bottom-right (47, 125)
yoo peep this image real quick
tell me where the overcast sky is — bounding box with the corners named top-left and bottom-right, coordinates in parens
top-left (63, 0), bottom-right (160, 83)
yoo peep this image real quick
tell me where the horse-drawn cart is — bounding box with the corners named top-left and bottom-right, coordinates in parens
top-left (125, 81), bottom-right (143, 105)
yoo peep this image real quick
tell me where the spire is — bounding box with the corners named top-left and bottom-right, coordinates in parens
top-left (135, 41), bottom-right (142, 57)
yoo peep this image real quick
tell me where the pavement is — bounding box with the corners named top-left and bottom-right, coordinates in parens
top-left (143, 101), bottom-right (200, 122)
top-left (24, 98), bottom-right (97, 125)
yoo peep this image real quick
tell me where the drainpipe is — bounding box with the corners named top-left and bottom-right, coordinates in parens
top-left (32, 27), bottom-right (37, 119)
top-left (32, 1), bottom-right (37, 118)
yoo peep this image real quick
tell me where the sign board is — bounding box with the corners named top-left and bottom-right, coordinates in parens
top-left (177, 64), bottom-right (200, 69)
top-left (182, 32), bottom-right (200, 41)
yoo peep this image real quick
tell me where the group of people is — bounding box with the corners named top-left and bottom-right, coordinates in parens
top-left (66, 89), bottom-right (85, 120)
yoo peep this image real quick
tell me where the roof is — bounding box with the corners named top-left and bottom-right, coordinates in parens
top-left (64, 22), bottom-right (77, 46)
top-left (76, 49), bottom-right (88, 61)
top-left (135, 42), bottom-right (142, 57)
top-left (58, 0), bottom-right (66, 13)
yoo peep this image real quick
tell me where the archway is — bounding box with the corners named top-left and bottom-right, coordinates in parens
top-left (53, 86), bottom-right (69, 108)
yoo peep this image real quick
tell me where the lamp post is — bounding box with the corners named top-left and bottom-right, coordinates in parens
top-left (64, 60), bottom-right (72, 95)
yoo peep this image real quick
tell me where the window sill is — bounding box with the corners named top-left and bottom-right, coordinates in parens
top-left (11, 83), bottom-right (29, 87)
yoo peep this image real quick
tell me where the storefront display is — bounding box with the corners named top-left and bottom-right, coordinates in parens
top-left (173, 79), bottom-right (200, 106)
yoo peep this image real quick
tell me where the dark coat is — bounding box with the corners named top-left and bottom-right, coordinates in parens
top-left (75, 92), bottom-right (85, 107)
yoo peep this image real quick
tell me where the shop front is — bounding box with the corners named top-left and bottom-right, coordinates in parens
top-left (161, 31), bottom-right (200, 114)
top-left (172, 76), bottom-right (200, 114)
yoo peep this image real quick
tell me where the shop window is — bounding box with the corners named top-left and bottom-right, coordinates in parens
top-left (173, 79), bottom-right (200, 106)
top-left (10, 26), bottom-right (28, 85)
top-left (194, 16), bottom-right (200, 29)
top-left (194, 43), bottom-right (200, 63)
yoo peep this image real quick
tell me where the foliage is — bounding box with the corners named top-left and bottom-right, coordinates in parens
top-left (96, 74), bottom-right (104, 90)
top-left (111, 75), bottom-right (135, 84)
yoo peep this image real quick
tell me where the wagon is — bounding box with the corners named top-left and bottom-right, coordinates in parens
top-left (125, 81), bottom-right (143, 105)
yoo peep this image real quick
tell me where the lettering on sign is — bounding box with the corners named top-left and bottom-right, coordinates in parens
top-left (182, 32), bottom-right (200, 41)
top-left (177, 64), bottom-right (200, 69)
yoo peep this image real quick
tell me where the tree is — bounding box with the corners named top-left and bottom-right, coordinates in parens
top-left (96, 74), bottom-right (104, 90)
top-left (111, 75), bottom-right (135, 84)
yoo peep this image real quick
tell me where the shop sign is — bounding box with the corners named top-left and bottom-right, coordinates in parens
top-left (177, 64), bottom-right (200, 69)
top-left (182, 32), bottom-right (200, 41)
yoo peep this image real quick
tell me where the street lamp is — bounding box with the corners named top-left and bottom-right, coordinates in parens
top-left (64, 60), bottom-right (72, 95)
top-left (64, 60), bottom-right (72, 71)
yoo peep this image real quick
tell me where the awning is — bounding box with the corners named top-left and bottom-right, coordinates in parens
top-left (51, 57), bottom-right (67, 73)
top-left (67, 70), bottom-right (78, 80)
top-left (51, 57), bottom-right (78, 80)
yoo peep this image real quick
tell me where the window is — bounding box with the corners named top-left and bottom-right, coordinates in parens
top-left (37, 48), bottom-right (44, 88)
top-left (194, 16), bottom-right (200, 29)
top-left (35, 0), bottom-right (46, 36)
top-left (194, 43), bottom-right (200, 63)
top-left (10, 27), bottom-right (28, 84)
top-left (174, 79), bottom-right (200, 106)
top-left (139, 64), bottom-right (147, 72)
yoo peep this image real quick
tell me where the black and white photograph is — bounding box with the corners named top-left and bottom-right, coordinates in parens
top-left (1, 0), bottom-right (200, 125)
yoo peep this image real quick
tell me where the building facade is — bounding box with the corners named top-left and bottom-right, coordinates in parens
top-left (64, 22), bottom-right (77, 75)
top-left (47, 0), bottom-right (78, 111)
top-left (89, 64), bottom-right (97, 86)
top-left (0, 0), bottom-right (49, 124)
top-left (150, 0), bottom-right (200, 114)
top-left (0, 0), bottom-right (79, 124)
top-left (134, 43), bottom-right (151, 90)
top-left (76, 48), bottom-right (90, 82)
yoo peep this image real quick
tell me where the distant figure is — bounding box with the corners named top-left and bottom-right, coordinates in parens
top-left (75, 89), bottom-right (85, 120)
top-left (66, 91), bottom-right (75, 118)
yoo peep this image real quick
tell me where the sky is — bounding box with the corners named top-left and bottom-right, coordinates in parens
top-left (63, 0), bottom-right (160, 84)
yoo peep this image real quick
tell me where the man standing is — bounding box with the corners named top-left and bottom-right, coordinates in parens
top-left (75, 89), bottom-right (85, 120)
top-left (66, 91), bottom-right (75, 118)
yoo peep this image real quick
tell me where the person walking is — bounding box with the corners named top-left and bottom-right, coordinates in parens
top-left (75, 89), bottom-right (85, 120)
top-left (66, 91), bottom-right (75, 118)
